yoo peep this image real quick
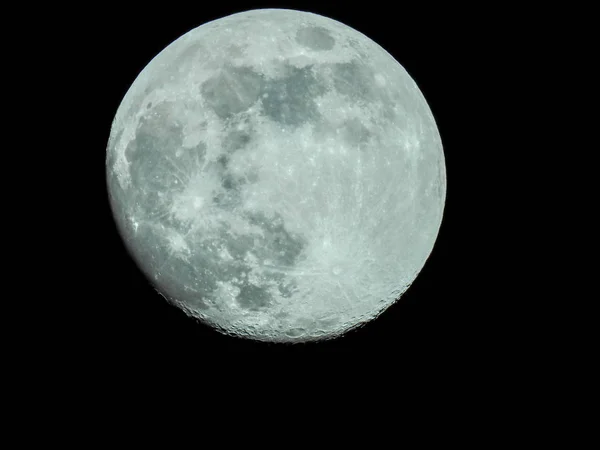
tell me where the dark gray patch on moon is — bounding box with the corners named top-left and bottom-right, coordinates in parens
top-left (220, 229), bottom-right (256, 261)
top-left (342, 118), bottom-right (372, 145)
top-left (328, 60), bottom-right (402, 128)
top-left (223, 129), bottom-right (252, 152)
top-left (155, 206), bottom-right (308, 314)
top-left (173, 42), bottom-right (206, 67)
top-left (199, 63), bottom-right (328, 128)
top-left (115, 90), bottom-right (313, 317)
top-left (125, 113), bottom-right (184, 216)
top-left (235, 282), bottom-right (271, 310)
top-left (295, 26), bottom-right (335, 51)
top-left (182, 141), bottom-right (208, 168)
top-left (201, 66), bottom-right (263, 119)
top-left (261, 65), bottom-right (327, 126)
top-left (209, 145), bottom-right (249, 210)
top-left (212, 173), bottom-right (244, 210)
top-left (332, 61), bottom-right (376, 103)
top-left (160, 257), bottom-right (213, 310)
top-left (244, 211), bottom-right (307, 268)
top-left (176, 210), bottom-right (310, 311)
top-left (123, 104), bottom-right (211, 224)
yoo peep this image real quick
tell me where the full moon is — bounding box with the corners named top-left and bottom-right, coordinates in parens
top-left (106, 9), bottom-right (446, 342)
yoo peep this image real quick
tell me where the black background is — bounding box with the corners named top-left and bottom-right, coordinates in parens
top-left (12, 0), bottom-right (581, 431)
top-left (68, 1), bottom-right (511, 377)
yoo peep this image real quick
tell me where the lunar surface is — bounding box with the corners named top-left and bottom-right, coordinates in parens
top-left (106, 9), bottom-right (446, 342)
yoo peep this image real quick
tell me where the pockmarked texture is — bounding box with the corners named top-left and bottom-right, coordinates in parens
top-left (106, 9), bottom-right (446, 342)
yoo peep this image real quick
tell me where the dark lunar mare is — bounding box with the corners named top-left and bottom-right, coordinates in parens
top-left (295, 26), bottom-right (336, 51)
top-left (201, 63), bottom-right (328, 128)
top-left (110, 95), bottom-right (311, 313)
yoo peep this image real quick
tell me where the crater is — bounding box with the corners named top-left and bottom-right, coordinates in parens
top-left (285, 327), bottom-right (305, 338)
top-left (295, 26), bottom-right (335, 51)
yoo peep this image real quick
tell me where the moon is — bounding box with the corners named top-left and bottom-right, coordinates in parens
top-left (106, 9), bottom-right (446, 342)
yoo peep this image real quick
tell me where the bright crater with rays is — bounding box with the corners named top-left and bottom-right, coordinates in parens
top-left (106, 9), bottom-right (446, 342)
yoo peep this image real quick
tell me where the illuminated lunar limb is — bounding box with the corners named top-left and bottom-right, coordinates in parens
top-left (106, 9), bottom-right (446, 342)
